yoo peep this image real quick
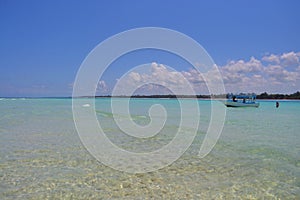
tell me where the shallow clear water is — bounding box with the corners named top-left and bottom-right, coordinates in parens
top-left (0, 98), bottom-right (299, 199)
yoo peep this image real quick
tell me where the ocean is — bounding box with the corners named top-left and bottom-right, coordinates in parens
top-left (0, 98), bottom-right (299, 199)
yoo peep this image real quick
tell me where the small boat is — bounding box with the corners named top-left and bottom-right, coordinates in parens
top-left (223, 93), bottom-right (259, 108)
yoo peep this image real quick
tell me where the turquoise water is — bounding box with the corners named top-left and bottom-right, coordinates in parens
top-left (0, 98), bottom-right (299, 199)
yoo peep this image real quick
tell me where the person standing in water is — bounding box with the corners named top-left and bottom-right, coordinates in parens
top-left (276, 101), bottom-right (279, 108)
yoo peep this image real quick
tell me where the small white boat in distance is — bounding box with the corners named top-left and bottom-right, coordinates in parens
top-left (223, 93), bottom-right (259, 108)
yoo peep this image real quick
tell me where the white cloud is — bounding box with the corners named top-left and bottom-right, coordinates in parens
top-left (222, 57), bottom-right (263, 73)
top-left (199, 51), bottom-right (300, 93)
top-left (280, 51), bottom-right (299, 66)
top-left (262, 54), bottom-right (280, 63)
top-left (263, 51), bottom-right (300, 69)
top-left (219, 52), bottom-right (300, 93)
top-left (264, 65), bottom-right (293, 84)
top-left (112, 62), bottom-right (199, 95)
top-left (97, 80), bottom-right (109, 93)
top-left (109, 51), bottom-right (300, 95)
top-left (128, 72), bottom-right (141, 82)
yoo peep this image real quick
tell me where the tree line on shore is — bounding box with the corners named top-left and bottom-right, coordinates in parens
top-left (256, 91), bottom-right (300, 99)
top-left (95, 91), bottom-right (300, 99)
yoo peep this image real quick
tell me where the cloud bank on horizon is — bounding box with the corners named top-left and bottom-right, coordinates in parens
top-left (98, 51), bottom-right (300, 95)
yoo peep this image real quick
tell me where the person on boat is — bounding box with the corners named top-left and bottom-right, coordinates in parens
top-left (276, 101), bottom-right (279, 108)
top-left (232, 96), bottom-right (237, 102)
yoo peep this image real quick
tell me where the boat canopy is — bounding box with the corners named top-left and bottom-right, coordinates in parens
top-left (227, 93), bottom-right (257, 100)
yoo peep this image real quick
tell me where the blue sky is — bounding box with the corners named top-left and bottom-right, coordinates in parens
top-left (0, 0), bottom-right (299, 97)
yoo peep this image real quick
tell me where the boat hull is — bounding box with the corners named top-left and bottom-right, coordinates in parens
top-left (224, 101), bottom-right (260, 108)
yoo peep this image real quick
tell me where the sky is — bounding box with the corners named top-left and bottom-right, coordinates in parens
top-left (0, 0), bottom-right (299, 97)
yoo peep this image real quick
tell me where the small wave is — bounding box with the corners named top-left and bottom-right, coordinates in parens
top-left (96, 110), bottom-right (149, 120)
top-left (131, 115), bottom-right (148, 120)
top-left (96, 110), bottom-right (113, 117)
top-left (82, 104), bottom-right (90, 107)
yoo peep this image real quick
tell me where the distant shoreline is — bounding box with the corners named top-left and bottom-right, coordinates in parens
top-left (1, 91), bottom-right (300, 99)
top-left (86, 91), bottom-right (300, 99)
